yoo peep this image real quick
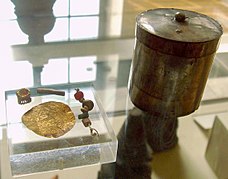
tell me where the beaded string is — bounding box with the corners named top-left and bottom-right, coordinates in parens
top-left (74, 88), bottom-right (99, 136)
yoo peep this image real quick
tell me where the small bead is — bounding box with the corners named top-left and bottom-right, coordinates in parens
top-left (78, 112), bottom-right (89, 119)
top-left (82, 118), bottom-right (92, 127)
top-left (79, 97), bottom-right (85, 103)
top-left (81, 106), bottom-right (89, 113)
top-left (74, 89), bottom-right (84, 100)
top-left (82, 100), bottom-right (94, 111)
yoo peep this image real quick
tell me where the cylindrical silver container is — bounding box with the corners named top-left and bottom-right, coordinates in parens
top-left (129, 8), bottom-right (223, 117)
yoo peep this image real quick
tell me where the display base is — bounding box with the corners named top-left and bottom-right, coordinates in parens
top-left (5, 85), bottom-right (117, 176)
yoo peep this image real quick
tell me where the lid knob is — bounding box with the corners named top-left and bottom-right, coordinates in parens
top-left (175, 12), bottom-right (186, 22)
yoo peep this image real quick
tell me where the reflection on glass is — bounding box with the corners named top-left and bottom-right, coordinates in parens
top-left (41, 58), bottom-right (68, 85)
top-left (0, 1), bottom-right (16, 20)
top-left (70, 0), bottom-right (100, 15)
top-left (104, 0), bottom-right (124, 37)
top-left (0, 21), bottom-right (28, 45)
top-left (44, 18), bottom-right (69, 42)
top-left (2, 61), bottom-right (33, 89)
top-left (53, 0), bottom-right (69, 17)
top-left (70, 16), bottom-right (99, 40)
top-left (107, 14), bottom-right (123, 37)
top-left (70, 56), bottom-right (96, 83)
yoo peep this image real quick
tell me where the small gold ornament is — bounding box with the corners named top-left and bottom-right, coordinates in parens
top-left (16, 88), bottom-right (31, 104)
top-left (22, 101), bottom-right (76, 138)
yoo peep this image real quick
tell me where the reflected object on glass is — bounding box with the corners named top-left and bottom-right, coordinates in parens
top-left (16, 88), bottom-right (31, 104)
top-left (98, 107), bottom-right (179, 179)
top-left (205, 113), bottom-right (228, 179)
top-left (128, 8), bottom-right (223, 151)
top-left (22, 101), bottom-right (76, 138)
top-left (74, 88), bottom-right (99, 137)
top-left (143, 112), bottom-right (178, 152)
top-left (11, 0), bottom-right (56, 44)
top-left (98, 107), bottom-right (153, 179)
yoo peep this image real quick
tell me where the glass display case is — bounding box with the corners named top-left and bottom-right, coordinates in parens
top-left (1, 0), bottom-right (228, 179)
top-left (5, 85), bottom-right (117, 176)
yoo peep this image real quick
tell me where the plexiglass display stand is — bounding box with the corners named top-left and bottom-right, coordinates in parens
top-left (4, 85), bottom-right (118, 177)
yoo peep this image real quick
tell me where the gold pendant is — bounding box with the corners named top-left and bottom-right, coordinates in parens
top-left (22, 101), bottom-right (76, 138)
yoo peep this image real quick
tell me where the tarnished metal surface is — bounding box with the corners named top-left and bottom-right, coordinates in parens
top-left (129, 8), bottom-right (223, 116)
top-left (136, 8), bottom-right (222, 43)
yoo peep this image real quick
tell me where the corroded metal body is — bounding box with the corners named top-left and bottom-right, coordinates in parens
top-left (129, 8), bottom-right (223, 117)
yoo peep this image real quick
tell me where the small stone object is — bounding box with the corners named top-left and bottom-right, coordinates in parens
top-left (82, 100), bottom-right (94, 111)
top-left (82, 118), bottom-right (92, 127)
top-left (78, 112), bottom-right (89, 119)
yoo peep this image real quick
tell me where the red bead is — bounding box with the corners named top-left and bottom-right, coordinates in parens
top-left (74, 89), bottom-right (84, 100)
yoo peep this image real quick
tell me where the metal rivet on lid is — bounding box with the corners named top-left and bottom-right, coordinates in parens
top-left (175, 12), bottom-right (186, 22)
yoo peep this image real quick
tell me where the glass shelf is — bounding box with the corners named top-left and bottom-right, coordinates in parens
top-left (5, 84), bottom-right (118, 177)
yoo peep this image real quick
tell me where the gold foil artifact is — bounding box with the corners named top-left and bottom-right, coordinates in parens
top-left (22, 101), bottom-right (76, 138)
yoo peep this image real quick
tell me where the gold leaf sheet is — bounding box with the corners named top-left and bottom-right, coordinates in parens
top-left (22, 101), bottom-right (76, 138)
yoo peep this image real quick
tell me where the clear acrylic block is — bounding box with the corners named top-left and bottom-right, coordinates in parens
top-left (5, 85), bottom-right (118, 177)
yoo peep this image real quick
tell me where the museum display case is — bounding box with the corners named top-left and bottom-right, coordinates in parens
top-left (0, 0), bottom-right (228, 178)
top-left (4, 85), bottom-right (117, 176)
